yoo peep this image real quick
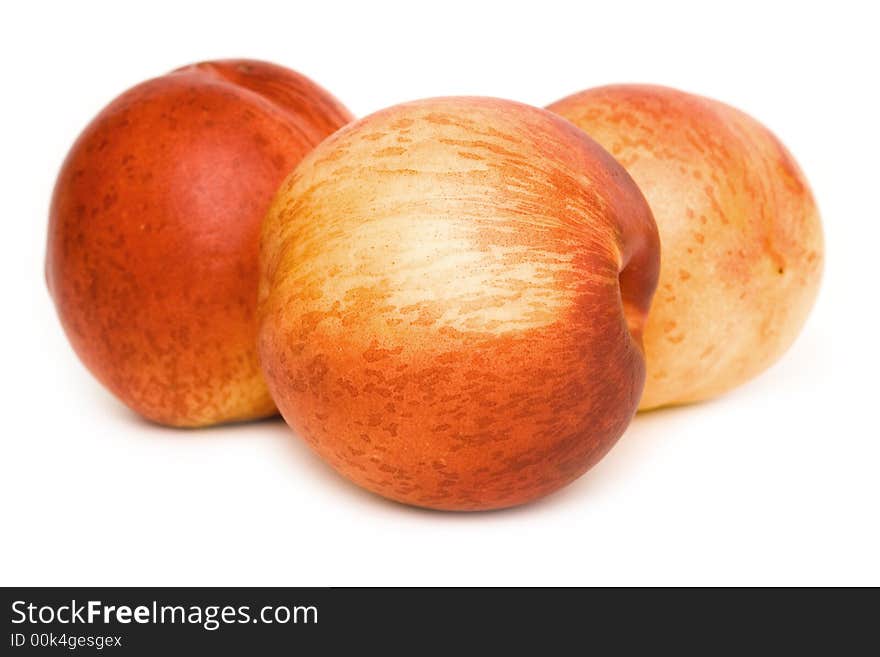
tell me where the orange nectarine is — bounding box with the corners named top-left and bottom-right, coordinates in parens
top-left (548, 85), bottom-right (824, 409)
top-left (258, 97), bottom-right (659, 510)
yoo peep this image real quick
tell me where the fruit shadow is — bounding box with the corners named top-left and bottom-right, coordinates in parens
top-left (119, 397), bottom-right (702, 518)
top-left (123, 408), bottom-right (401, 508)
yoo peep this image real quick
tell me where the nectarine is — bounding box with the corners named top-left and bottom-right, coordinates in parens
top-left (258, 97), bottom-right (659, 510)
top-left (548, 85), bottom-right (824, 409)
top-left (46, 59), bottom-right (353, 426)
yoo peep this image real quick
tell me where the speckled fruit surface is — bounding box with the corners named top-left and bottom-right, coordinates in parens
top-left (46, 59), bottom-right (353, 427)
top-left (258, 97), bottom-right (660, 510)
top-left (548, 85), bottom-right (824, 410)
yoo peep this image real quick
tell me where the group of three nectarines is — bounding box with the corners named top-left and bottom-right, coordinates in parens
top-left (46, 60), bottom-right (823, 510)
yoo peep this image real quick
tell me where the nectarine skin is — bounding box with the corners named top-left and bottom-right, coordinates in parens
top-left (259, 97), bottom-right (659, 510)
top-left (548, 85), bottom-right (824, 409)
top-left (46, 60), bottom-right (353, 427)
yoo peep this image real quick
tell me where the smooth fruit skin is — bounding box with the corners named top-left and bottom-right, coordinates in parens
top-left (548, 85), bottom-right (824, 410)
top-left (259, 97), bottom-right (659, 510)
top-left (46, 60), bottom-right (353, 427)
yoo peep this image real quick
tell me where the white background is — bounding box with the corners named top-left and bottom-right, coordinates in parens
top-left (1, 0), bottom-right (877, 586)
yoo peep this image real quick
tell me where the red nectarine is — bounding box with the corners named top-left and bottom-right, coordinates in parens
top-left (46, 59), bottom-right (353, 426)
